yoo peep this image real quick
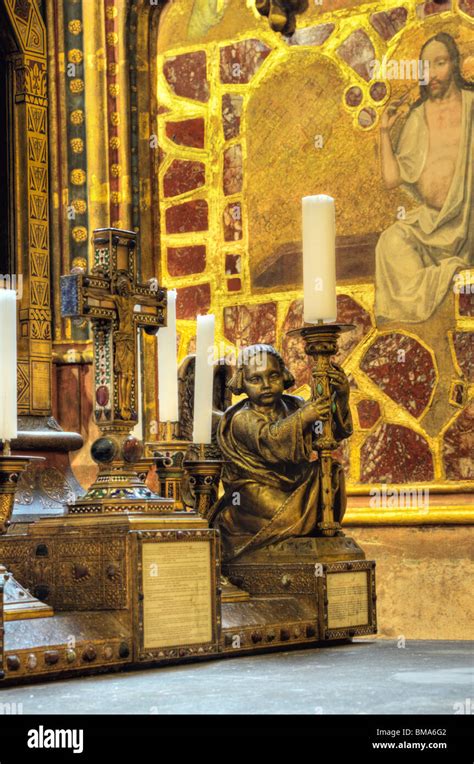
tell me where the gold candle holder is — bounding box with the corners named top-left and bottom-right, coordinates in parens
top-left (0, 452), bottom-right (53, 621)
top-left (145, 423), bottom-right (190, 510)
top-left (183, 459), bottom-right (223, 522)
top-left (288, 322), bottom-right (354, 537)
top-left (0, 453), bottom-right (32, 533)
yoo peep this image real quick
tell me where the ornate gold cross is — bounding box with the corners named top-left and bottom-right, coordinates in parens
top-left (61, 228), bottom-right (165, 425)
top-left (60, 228), bottom-right (175, 515)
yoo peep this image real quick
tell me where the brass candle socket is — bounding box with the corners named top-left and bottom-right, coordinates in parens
top-left (183, 459), bottom-right (223, 522)
top-left (288, 322), bottom-right (354, 537)
top-left (0, 454), bottom-right (53, 623)
top-left (150, 440), bottom-right (190, 511)
top-left (0, 455), bottom-right (37, 534)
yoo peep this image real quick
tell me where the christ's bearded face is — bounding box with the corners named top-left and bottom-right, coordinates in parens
top-left (423, 40), bottom-right (455, 100)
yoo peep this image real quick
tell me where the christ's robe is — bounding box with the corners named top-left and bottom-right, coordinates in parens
top-left (375, 89), bottom-right (474, 323)
top-left (211, 393), bottom-right (352, 562)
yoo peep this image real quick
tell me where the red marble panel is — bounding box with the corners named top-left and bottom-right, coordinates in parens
top-left (360, 424), bottom-right (434, 483)
top-left (288, 23), bottom-right (335, 47)
top-left (225, 254), bottom-right (241, 275)
top-left (443, 402), bottom-right (474, 480)
top-left (336, 29), bottom-right (376, 82)
top-left (357, 399), bottom-right (381, 429)
top-left (220, 39), bottom-right (272, 84)
top-left (458, 292), bottom-right (474, 317)
top-left (165, 118), bottom-right (205, 148)
top-left (332, 439), bottom-right (350, 478)
top-left (345, 86), bottom-right (363, 107)
top-left (163, 51), bottom-right (209, 102)
top-left (281, 295), bottom-right (373, 389)
top-left (452, 332), bottom-right (474, 383)
top-left (165, 199), bottom-right (208, 234)
top-left (416, 0), bottom-right (451, 18)
top-left (459, 0), bottom-right (474, 15)
top-left (370, 82), bottom-right (387, 102)
top-left (222, 94), bottom-right (243, 140)
top-left (227, 278), bottom-right (242, 292)
top-left (358, 107), bottom-right (376, 128)
top-left (335, 297), bottom-right (374, 364)
top-left (450, 382), bottom-right (466, 407)
top-left (223, 303), bottom-right (277, 347)
top-left (167, 245), bottom-right (206, 277)
top-left (280, 299), bottom-right (311, 387)
top-left (176, 284), bottom-right (211, 320)
top-left (158, 146), bottom-right (166, 165)
top-left (223, 202), bottom-right (242, 241)
top-left (163, 159), bottom-right (205, 198)
top-left (370, 8), bottom-right (408, 40)
top-left (223, 145), bottom-right (242, 195)
top-left (361, 333), bottom-right (436, 418)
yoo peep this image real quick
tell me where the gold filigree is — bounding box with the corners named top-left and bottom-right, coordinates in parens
top-left (68, 19), bottom-right (82, 35)
top-left (70, 109), bottom-right (84, 125)
top-left (69, 78), bottom-right (84, 94)
top-left (72, 199), bottom-right (87, 214)
top-left (107, 32), bottom-right (119, 46)
top-left (70, 138), bottom-right (84, 153)
top-left (70, 169), bottom-right (86, 186)
top-left (72, 226), bottom-right (88, 242)
top-left (68, 49), bottom-right (83, 64)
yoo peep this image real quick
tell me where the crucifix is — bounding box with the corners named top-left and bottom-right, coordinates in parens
top-left (60, 228), bottom-right (176, 515)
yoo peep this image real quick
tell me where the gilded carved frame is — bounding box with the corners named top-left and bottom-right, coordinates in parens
top-left (3, 0), bottom-right (51, 416)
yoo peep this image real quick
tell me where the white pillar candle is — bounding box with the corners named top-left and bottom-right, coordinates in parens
top-left (157, 290), bottom-right (179, 423)
top-left (0, 288), bottom-right (18, 442)
top-left (192, 314), bottom-right (215, 445)
top-left (302, 194), bottom-right (337, 323)
top-left (132, 327), bottom-right (143, 439)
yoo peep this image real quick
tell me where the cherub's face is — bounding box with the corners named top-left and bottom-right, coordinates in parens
top-left (242, 353), bottom-right (285, 407)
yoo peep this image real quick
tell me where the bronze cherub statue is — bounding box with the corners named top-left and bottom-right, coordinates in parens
top-left (210, 344), bottom-right (352, 562)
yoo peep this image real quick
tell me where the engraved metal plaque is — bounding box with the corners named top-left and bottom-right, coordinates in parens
top-left (327, 570), bottom-right (369, 629)
top-left (134, 529), bottom-right (220, 660)
top-left (318, 560), bottom-right (377, 640)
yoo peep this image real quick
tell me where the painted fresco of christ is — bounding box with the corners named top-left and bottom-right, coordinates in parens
top-left (375, 33), bottom-right (474, 324)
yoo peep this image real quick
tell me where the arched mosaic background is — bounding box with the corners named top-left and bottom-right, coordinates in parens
top-left (148, 0), bottom-right (473, 493)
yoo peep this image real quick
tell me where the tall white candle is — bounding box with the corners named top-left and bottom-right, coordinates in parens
top-left (157, 290), bottom-right (179, 423)
top-left (0, 289), bottom-right (18, 442)
top-left (192, 314), bottom-right (215, 445)
top-left (302, 195), bottom-right (337, 323)
top-left (132, 327), bottom-right (143, 439)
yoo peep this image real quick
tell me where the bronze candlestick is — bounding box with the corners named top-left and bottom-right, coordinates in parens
top-left (145, 422), bottom-right (190, 511)
top-left (0, 451), bottom-right (31, 534)
top-left (0, 450), bottom-right (53, 620)
top-left (183, 457), bottom-right (223, 522)
top-left (289, 322), bottom-right (354, 537)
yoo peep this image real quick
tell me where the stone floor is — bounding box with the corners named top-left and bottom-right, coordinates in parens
top-left (0, 640), bottom-right (472, 715)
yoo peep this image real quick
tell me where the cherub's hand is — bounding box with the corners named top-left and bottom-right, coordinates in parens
top-left (300, 396), bottom-right (331, 426)
top-left (328, 364), bottom-right (349, 399)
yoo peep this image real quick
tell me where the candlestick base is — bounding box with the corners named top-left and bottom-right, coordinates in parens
top-left (67, 430), bottom-right (180, 515)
